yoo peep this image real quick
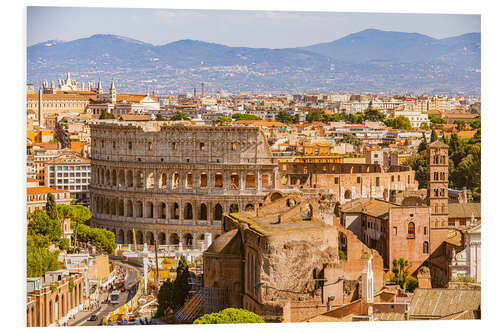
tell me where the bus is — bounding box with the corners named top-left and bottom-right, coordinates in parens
top-left (110, 290), bottom-right (121, 305)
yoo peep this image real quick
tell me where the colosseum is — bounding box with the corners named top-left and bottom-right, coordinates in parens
top-left (88, 120), bottom-right (278, 249)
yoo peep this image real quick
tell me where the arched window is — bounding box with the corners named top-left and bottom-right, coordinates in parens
top-left (199, 203), bottom-right (207, 220)
top-left (214, 204), bottom-right (223, 221)
top-left (423, 241), bottom-right (429, 254)
top-left (408, 222), bottom-right (415, 239)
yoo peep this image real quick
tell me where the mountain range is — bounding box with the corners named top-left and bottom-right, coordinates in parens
top-left (27, 29), bottom-right (481, 95)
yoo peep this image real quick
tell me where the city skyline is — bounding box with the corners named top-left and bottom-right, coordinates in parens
top-left (27, 7), bottom-right (480, 48)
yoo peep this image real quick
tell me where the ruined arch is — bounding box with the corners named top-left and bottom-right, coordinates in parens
top-left (199, 203), bottom-right (207, 220)
top-left (245, 203), bottom-right (254, 211)
top-left (118, 230), bottom-right (124, 244)
top-left (145, 201), bottom-right (153, 218)
top-left (146, 231), bottom-right (155, 245)
top-left (146, 171), bottom-right (155, 189)
top-left (136, 231), bottom-right (144, 244)
top-left (230, 203), bottom-right (239, 213)
top-left (184, 233), bottom-right (193, 247)
top-left (169, 233), bottom-right (179, 245)
top-left (184, 203), bottom-right (193, 220)
top-left (126, 170), bottom-right (133, 187)
top-left (214, 203), bottom-right (223, 221)
top-left (172, 202), bottom-right (179, 219)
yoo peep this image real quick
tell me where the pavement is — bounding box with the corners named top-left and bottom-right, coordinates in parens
top-left (68, 262), bottom-right (141, 326)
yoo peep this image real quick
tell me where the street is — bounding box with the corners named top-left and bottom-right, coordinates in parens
top-left (70, 261), bottom-right (142, 326)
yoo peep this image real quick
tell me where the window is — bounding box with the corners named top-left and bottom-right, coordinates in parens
top-left (357, 177), bottom-right (361, 184)
top-left (113, 141), bottom-right (116, 149)
top-left (128, 142), bottom-right (132, 150)
top-left (200, 142), bottom-right (205, 151)
top-left (232, 143), bottom-right (237, 151)
top-left (376, 177), bottom-right (380, 186)
top-left (172, 142), bottom-right (177, 150)
top-left (424, 226), bottom-right (427, 235)
top-left (391, 175), bottom-right (394, 182)
top-left (408, 222), bottom-right (415, 239)
top-left (423, 241), bottom-right (429, 254)
top-left (393, 227), bottom-right (397, 235)
top-left (334, 177), bottom-right (339, 185)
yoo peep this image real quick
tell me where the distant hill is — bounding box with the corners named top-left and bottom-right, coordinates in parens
top-left (27, 30), bottom-right (481, 95)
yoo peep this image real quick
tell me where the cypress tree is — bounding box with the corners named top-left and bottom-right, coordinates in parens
top-left (45, 193), bottom-right (58, 220)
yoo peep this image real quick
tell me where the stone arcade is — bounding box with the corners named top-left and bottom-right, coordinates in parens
top-left (88, 121), bottom-right (277, 249)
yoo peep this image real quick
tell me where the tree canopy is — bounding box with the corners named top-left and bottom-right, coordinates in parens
top-left (275, 111), bottom-right (295, 124)
top-left (194, 308), bottom-right (265, 324)
top-left (384, 116), bottom-right (412, 130)
top-left (232, 113), bottom-right (261, 121)
top-left (155, 255), bottom-right (191, 318)
top-left (99, 111), bottom-right (115, 120)
top-left (170, 111), bottom-right (191, 121)
top-left (154, 113), bottom-right (167, 121)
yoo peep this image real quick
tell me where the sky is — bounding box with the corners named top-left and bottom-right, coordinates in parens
top-left (27, 6), bottom-right (480, 48)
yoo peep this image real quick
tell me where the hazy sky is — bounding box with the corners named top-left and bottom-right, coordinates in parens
top-left (27, 7), bottom-right (480, 48)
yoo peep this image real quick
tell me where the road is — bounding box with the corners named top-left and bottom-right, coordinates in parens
top-left (72, 260), bottom-right (142, 326)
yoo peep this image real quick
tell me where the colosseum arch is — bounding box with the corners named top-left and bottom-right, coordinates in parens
top-left (245, 203), bottom-right (254, 211)
top-left (146, 171), bottom-right (155, 189)
top-left (200, 173), bottom-right (208, 188)
top-left (159, 173), bottom-right (167, 189)
top-left (172, 203), bottom-right (180, 219)
top-left (214, 173), bottom-right (223, 188)
top-left (136, 231), bottom-right (144, 244)
top-left (118, 230), bottom-right (124, 244)
top-left (146, 231), bottom-right (155, 245)
top-left (169, 233), bottom-right (180, 245)
top-left (157, 202), bottom-right (167, 219)
top-left (172, 172), bottom-right (179, 189)
top-left (135, 170), bottom-right (144, 188)
top-left (105, 198), bottom-right (110, 214)
top-left (184, 203), bottom-right (193, 220)
top-left (186, 172), bottom-right (193, 189)
top-left (184, 233), bottom-right (193, 247)
top-left (302, 203), bottom-right (313, 220)
top-left (269, 191), bottom-right (283, 202)
top-left (126, 200), bottom-right (133, 217)
top-left (126, 170), bottom-right (133, 187)
top-left (214, 204), bottom-right (223, 221)
top-left (118, 170), bottom-right (125, 187)
top-left (246, 173), bottom-right (256, 189)
top-left (111, 199), bottom-right (117, 215)
top-left (135, 201), bottom-right (143, 217)
top-left (118, 200), bottom-right (124, 216)
top-left (158, 232), bottom-right (166, 245)
top-left (230, 174), bottom-right (240, 189)
top-left (199, 203), bottom-right (208, 220)
top-left (126, 230), bottom-right (133, 244)
top-left (105, 169), bottom-right (110, 185)
top-left (145, 201), bottom-right (153, 218)
top-left (112, 169), bottom-right (117, 186)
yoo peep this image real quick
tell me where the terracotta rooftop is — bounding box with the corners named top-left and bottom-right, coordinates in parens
top-left (119, 115), bottom-right (151, 121)
top-left (27, 186), bottom-right (68, 195)
top-left (342, 199), bottom-right (398, 219)
top-left (448, 203), bottom-right (481, 219)
top-left (409, 288), bottom-right (481, 319)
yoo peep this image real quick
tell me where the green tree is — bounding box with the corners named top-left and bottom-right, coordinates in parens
top-left (429, 114), bottom-right (446, 125)
top-left (170, 111), bottom-right (191, 121)
top-left (99, 112), bottom-right (115, 120)
top-left (391, 258), bottom-right (409, 289)
top-left (27, 234), bottom-right (60, 277)
top-left (469, 119), bottom-right (481, 130)
top-left (276, 111), bottom-right (295, 124)
top-left (305, 111), bottom-right (324, 122)
top-left (402, 152), bottom-right (427, 189)
top-left (216, 117), bottom-right (232, 124)
top-left (420, 122), bottom-right (430, 130)
top-left (155, 256), bottom-right (191, 317)
top-left (154, 113), bottom-right (166, 121)
top-left (28, 210), bottom-right (62, 243)
top-left (430, 129), bottom-right (438, 143)
top-left (418, 139), bottom-right (428, 152)
top-left (405, 276), bottom-right (419, 292)
top-left (340, 133), bottom-right (362, 147)
top-left (455, 120), bottom-right (467, 131)
top-left (49, 138), bottom-right (59, 145)
top-left (45, 193), bottom-right (58, 220)
top-left (232, 113), bottom-right (261, 121)
top-left (194, 308), bottom-right (265, 324)
top-left (385, 116), bottom-right (412, 130)
top-left (363, 108), bottom-right (386, 122)
top-left (57, 204), bottom-right (91, 226)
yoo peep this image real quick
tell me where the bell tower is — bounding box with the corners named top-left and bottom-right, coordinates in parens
top-left (427, 141), bottom-right (449, 228)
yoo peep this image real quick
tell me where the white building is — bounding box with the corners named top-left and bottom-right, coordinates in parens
top-left (392, 110), bottom-right (430, 128)
top-left (450, 222), bottom-right (481, 283)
